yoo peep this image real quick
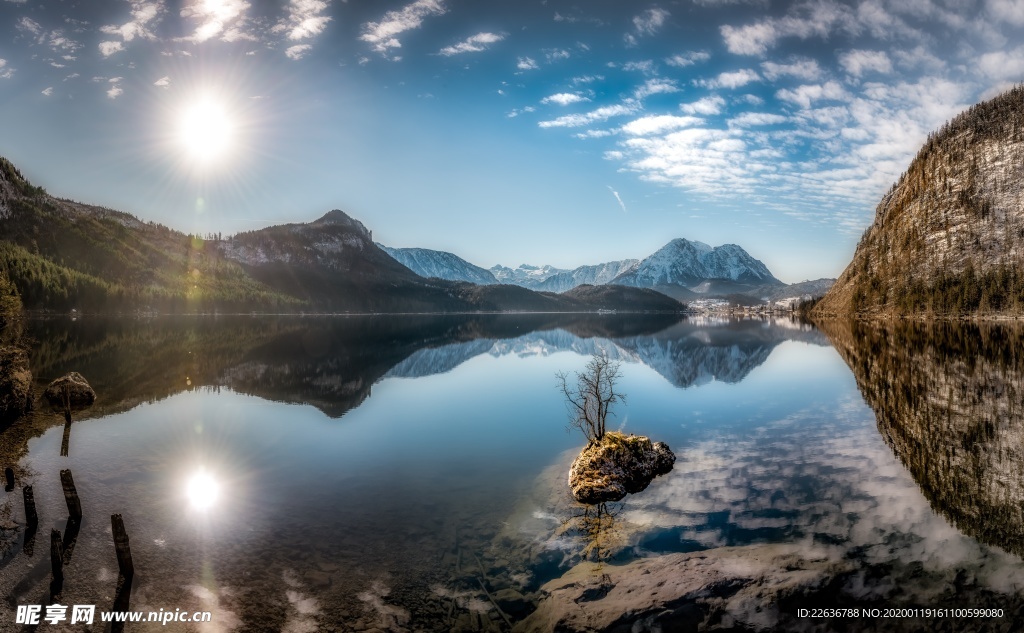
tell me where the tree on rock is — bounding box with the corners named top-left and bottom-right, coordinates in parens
top-left (557, 353), bottom-right (625, 444)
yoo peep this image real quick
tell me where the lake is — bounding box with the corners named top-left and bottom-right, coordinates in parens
top-left (0, 314), bottom-right (1023, 632)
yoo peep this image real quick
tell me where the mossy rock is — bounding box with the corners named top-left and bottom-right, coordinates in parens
top-left (568, 431), bottom-right (675, 504)
top-left (43, 372), bottom-right (95, 409)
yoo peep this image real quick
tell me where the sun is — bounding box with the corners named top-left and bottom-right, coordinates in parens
top-left (177, 97), bottom-right (234, 165)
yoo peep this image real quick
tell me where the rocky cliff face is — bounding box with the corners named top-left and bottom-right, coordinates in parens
top-left (816, 86), bottom-right (1024, 315)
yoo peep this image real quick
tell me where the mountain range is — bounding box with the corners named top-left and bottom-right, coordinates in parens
top-left (380, 238), bottom-right (830, 304)
top-left (0, 156), bottom-right (682, 314)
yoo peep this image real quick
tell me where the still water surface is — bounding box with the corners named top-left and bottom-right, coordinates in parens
top-left (0, 315), bottom-right (1022, 631)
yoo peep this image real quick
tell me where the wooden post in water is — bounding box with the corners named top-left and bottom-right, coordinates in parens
top-left (50, 529), bottom-right (64, 583)
top-left (62, 517), bottom-right (81, 565)
top-left (60, 469), bottom-right (82, 519)
top-left (4, 467), bottom-right (13, 490)
top-left (110, 574), bottom-right (133, 633)
top-left (60, 383), bottom-right (73, 456)
top-left (23, 485), bottom-right (38, 529)
top-left (111, 514), bottom-right (134, 578)
top-left (60, 420), bottom-right (72, 457)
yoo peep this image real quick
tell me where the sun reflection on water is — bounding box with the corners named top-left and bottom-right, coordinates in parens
top-left (186, 469), bottom-right (220, 511)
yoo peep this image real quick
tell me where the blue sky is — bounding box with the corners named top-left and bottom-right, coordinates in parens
top-left (1, 0), bottom-right (1022, 282)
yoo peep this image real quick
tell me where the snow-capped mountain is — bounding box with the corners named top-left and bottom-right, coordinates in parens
top-left (533, 260), bottom-right (641, 292)
top-left (612, 239), bottom-right (780, 288)
top-left (489, 260), bottom-right (640, 292)
top-left (378, 245), bottom-right (498, 285)
top-left (489, 264), bottom-right (569, 288)
top-left (386, 237), bottom-right (784, 299)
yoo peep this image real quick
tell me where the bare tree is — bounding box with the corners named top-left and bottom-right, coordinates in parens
top-left (556, 353), bottom-right (625, 444)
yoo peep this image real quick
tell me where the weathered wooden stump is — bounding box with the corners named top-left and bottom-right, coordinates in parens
top-left (62, 517), bottom-right (80, 565)
top-left (23, 485), bottom-right (38, 529)
top-left (22, 525), bottom-right (36, 556)
top-left (60, 419), bottom-right (71, 456)
top-left (60, 469), bottom-right (82, 519)
top-left (50, 529), bottom-right (64, 583)
top-left (110, 573), bottom-right (133, 633)
top-left (111, 514), bottom-right (134, 578)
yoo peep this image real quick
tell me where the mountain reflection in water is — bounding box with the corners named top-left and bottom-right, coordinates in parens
top-left (24, 314), bottom-right (822, 422)
top-left (821, 319), bottom-right (1024, 558)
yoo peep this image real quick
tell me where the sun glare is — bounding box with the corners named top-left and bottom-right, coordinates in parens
top-left (186, 470), bottom-right (220, 510)
top-left (177, 98), bottom-right (234, 165)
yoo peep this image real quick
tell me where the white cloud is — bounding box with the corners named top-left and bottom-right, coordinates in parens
top-left (180, 0), bottom-right (253, 44)
top-left (634, 78), bottom-right (679, 99)
top-left (506, 105), bottom-right (536, 118)
top-left (665, 51), bottom-right (710, 67)
top-left (729, 112), bottom-right (788, 126)
top-left (977, 46), bottom-right (1024, 81)
top-left (100, 1), bottom-right (163, 45)
top-left (285, 44), bottom-right (312, 60)
top-left (629, 7), bottom-right (670, 43)
top-left (987, 0), bottom-right (1024, 26)
top-left (680, 95), bottom-right (726, 115)
top-left (608, 186), bottom-right (628, 213)
top-left (41, 87), bottom-right (53, 96)
top-left (274, 0), bottom-right (332, 41)
top-left (720, 1), bottom-right (857, 56)
top-left (761, 58), bottom-right (821, 81)
top-left (539, 102), bottom-right (640, 128)
top-left (99, 41), bottom-right (125, 57)
top-left (621, 115), bottom-right (702, 136)
top-left (703, 68), bottom-right (760, 89)
top-left (720, 22), bottom-right (777, 56)
top-left (17, 17), bottom-right (42, 35)
top-left (154, 75), bottom-right (170, 87)
top-left (571, 75), bottom-right (603, 85)
top-left (777, 81), bottom-right (848, 108)
top-left (47, 32), bottom-right (82, 54)
top-left (439, 32), bottom-right (504, 56)
top-left (545, 48), bottom-right (571, 62)
top-left (4, 0), bottom-right (29, 4)
top-left (622, 60), bottom-right (655, 74)
top-left (107, 80), bottom-right (124, 99)
top-left (616, 127), bottom-right (756, 196)
top-left (517, 56), bottom-right (538, 70)
top-left (541, 93), bottom-right (590, 106)
top-left (576, 129), bottom-right (615, 139)
top-left (0, 59), bottom-right (12, 80)
top-left (360, 0), bottom-right (446, 58)
top-left (839, 50), bottom-right (892, 78)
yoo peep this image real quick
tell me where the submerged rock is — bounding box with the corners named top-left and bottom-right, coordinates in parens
top-left (514, 543), bottom-right (853, 633)
top-left (568, 431), bottom-right (674, 504)
top-left (43, 372), bottom-right (96, 409)
top-left (0, 346), bottom-right (32, 420)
